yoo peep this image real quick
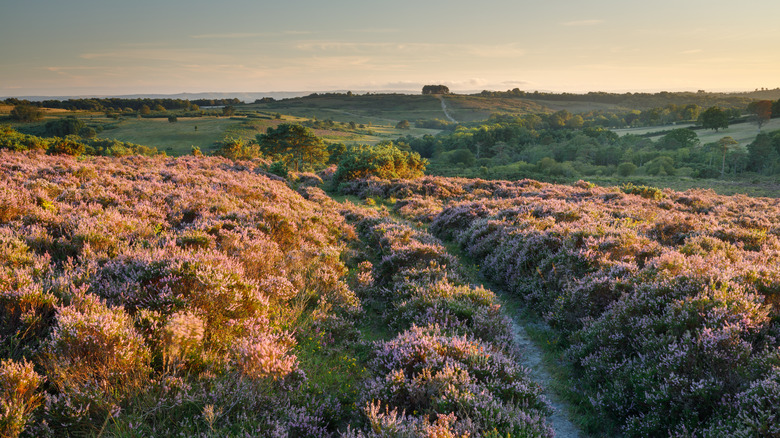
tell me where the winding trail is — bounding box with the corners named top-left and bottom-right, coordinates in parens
top-left (507, 316), bottom-right (582, 438)
top-left (438, 96), bottom-right (458, 123)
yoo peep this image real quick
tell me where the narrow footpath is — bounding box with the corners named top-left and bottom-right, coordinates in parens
top-left (438, 96), bottom-right (458, 123)
top-left (507, 316), bottom-right (582, 438)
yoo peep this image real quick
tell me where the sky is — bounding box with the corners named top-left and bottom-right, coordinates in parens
top-left (2, 0), bottom-right (780, 97)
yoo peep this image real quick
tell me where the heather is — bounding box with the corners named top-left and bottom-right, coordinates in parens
top-left (1, 151), bottom-right (557, 437)
top-left (0, 151), bottom-right (361, 436)
top-left (341, 175), bottom-right (780, 435)
top-left (338, 202), bottom-right (553, 437)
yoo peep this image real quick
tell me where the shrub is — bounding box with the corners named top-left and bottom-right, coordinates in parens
top-left (43, 291), bottom-right (151, 431)
top-left (617, 162), bottom-right (637, 176)
top-left (9, 105), bottom-right (43, 122)
top-left (333, 144), bottom-right (427, 184)
top-left (0, 359), bottom-right (43, 438)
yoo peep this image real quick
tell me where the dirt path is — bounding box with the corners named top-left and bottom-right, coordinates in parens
top-left (507, 317), bottom-right (582, 438)
top-left (438, 96), bottom-right (458, 123)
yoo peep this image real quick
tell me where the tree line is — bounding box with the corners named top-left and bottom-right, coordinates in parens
top-left (2, 97), bottom-right (241, 112)
top-left (395, 113), bottom-right (780, 180)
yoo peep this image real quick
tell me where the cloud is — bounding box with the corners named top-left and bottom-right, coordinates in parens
top-left (190, 32), bottom-right (271, 39)
top-left (294, 41), bottom-right (524, 58)
top-left (561, 19), bottom-right (604, 26)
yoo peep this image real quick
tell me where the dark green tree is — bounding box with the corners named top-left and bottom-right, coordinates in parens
top-left (422, 85), bottom-right (450, 95)
top-left (747, 133), bottom-right (776, 173)
top-left (717, 136), bottom-right (739, 177)
top-left (700, 107), bottom-right (729, 131)
top-left (79, 127), bottom-right (97, 138)
top-left (10, 105), bottom-right (44, 122)
top-left (659, 128), bottom-right (699, 150)
top-left (222, 105), bottom-right (236, 117)
top-left (45, 117), bottom-right (85, 137)
top-left (256, 124), bottom-right (328, 172)
top-left (395, 120), bottom-right (411, 129)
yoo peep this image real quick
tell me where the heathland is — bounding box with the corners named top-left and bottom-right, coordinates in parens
top-left (1, 89), bottom-right (780, 437)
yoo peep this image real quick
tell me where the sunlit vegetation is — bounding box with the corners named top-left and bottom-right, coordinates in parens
top-left (341, 175), bottom-right (780, 436)
top-left (3, 90), bottom-right (780, 436)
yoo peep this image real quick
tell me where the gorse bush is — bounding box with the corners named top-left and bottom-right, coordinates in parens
top-left (333, 143), bottom-right (427, 184)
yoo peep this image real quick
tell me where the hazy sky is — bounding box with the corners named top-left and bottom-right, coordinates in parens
top-left (2, 0), bottom-right (779, 96)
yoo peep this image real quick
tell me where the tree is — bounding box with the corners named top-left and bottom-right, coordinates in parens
top-left (45, 117), bottom-right (85, 137)
top-left (168, 115), bottom-right (178, 123)
top-left (222, 105), bottom-right (236, 117)
top-left (139, 105), bottom-right (151, 115)
top-left (153, 104), bottom-right (166, 112)
top-left (79, 127), bottom-right (97, 138)
top-left (10, 105), bottom-right (43, 122)
top-left (256, 124), bottom-right (328, 172)
top-left (395, 120), bottom-right (410, 129)
top-left (717, 136), bottom-right (738, 177)
top-left (700, 106), bottom-right (729, 131)
top-left (659, 128), bottom-right (699, 150)
top-left (422, 85), bottom-right (450, 95)
top-left (747, 133), bottom-right (776, 173)
top-left (617, 162), bottom-right (637, 176)
top-left (747, 100), bottom-right (772, 129)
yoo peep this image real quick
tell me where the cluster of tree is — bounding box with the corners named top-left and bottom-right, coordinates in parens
top-left (9, 105), bottom-right (44, 122)
top-left (422, 85), bottom-right (450, 95)
top-left (396, 114), bottom-right (780, 180)
top-left (303, 119), bottom-right (365, 131)
top-left (414, 118), bottom-right (456, 130)
top-left (475, 88), bottom-right (776, 110)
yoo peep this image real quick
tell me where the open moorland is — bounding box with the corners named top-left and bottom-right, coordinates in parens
top-left (2, 89), bottom-right (780, 436)
top-left (3, 89), bottom-right (780, 198)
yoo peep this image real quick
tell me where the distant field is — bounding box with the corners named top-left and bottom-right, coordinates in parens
top-left (96, 117), bottom-right (241, 155)
top-left (615, 118), bottom-right (780, 147)
top-left (92, 114), bottom-right (439, 155)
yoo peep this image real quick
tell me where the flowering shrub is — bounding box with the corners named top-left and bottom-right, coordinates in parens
top-left (0, 151), bottom-right (360, 434)
top-left (338, 198), bottom-right (553, 436)
top-left (363, 325), bottom-right (552, 437)
top-left (0, 359), bottom-right (43, 438)
top-left (43, 291), bottom-right (151, 432)
top-left (381, 174), bottom-right (780, 435)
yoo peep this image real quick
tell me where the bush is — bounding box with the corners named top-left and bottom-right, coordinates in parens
top-left (333, 143), bottom-right (427, 184)
top-left (9, 105), bottom-right (43, 122)
top-left (617, 162), bottom-right (637, 176)
top-left (44, 117), bottom-right (85, 137)
top-left (0, 359), bottom-right (43, 438)
top-left (43, 292), bottom-right (151, 431)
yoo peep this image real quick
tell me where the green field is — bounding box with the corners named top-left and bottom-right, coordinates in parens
top-left (614, 118), bottom-right (780, 147)
top-left (96, 117), bottom-right (241, 155)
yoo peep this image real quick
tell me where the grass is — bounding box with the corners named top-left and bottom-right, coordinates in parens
top-left (96, 117), bottom-right (242, 156)
top-left (615, 117), bottom-right (780, 147)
